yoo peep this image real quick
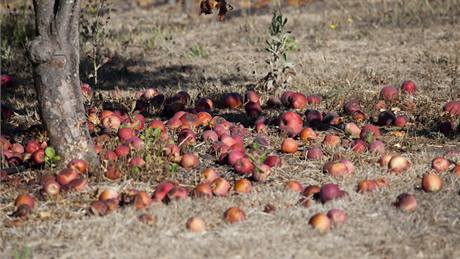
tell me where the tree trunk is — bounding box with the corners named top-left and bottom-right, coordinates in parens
top-left (28, 0), bottom-right (99, 169)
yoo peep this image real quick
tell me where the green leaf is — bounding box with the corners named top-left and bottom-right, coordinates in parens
top-left (153, 127), bottom-right (161, 139)
top-left (45, 147), bottom-right (56, 158)
top-left (366, 132), bottom-right (374, 143)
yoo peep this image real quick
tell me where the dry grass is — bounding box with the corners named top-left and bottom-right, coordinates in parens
top-left (1, 0), bottom-right (460, 258)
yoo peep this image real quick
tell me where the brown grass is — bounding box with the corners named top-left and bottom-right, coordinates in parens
top-left (1, 0), bottom-right (460, 258)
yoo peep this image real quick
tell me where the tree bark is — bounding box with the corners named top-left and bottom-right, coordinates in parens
top-left (28, 0), bottom-right (99, 169)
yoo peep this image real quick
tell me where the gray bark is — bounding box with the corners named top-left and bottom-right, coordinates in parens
top-left (28, 0), bottom-right (99, 169)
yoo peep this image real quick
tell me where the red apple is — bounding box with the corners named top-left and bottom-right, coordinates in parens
top-left (134, 191), bottom-right (152, 209)
top-left (395, 193), bottom-right (416, 212)
top-left (103, 150), bottom-right (118, 161)
top-left (234, 157), bottom-right (254, 175)
top-left (224, 207), bottom-right (246, 224)
top-left (195, 97), bottom-right (214, 111)
top-left (11, 143), bottom-right (24, 154)
top-left (281, 91), bottom-right (295, 106)
top-left (368, 140), bottom-right (385, 154)
top-left (202, 130), bottom-right (219, 142)
top-left (255, 116), bottom-right (267, 133)
top-left (281, 138), bottom-right (298, 153)
top-left (56, 168), bottom-right (80, 186)
top-left (322, 134), bottom-right (341, 149)
top-left (186, 217), bottom-right (206, 232)
top-left (323, 161), bottom-right (349, 177)
top-left (67, 159), bottom-right (89, 174)
top-left (99, 189), bottom-right (120, 201)
top-left (343, 100), bottom-right (362, 114)
top-left (286, 180), bottom-right (304, 193)
top-left (129, 156), bottom-right (146, 168)
top-left (344, 123), bottom-right (361, 138)
top-left (388, 155), bottom-right (410, 173)
top-left (180, 153), bottom-right (199, 169)
top-left (453, 164), bottom-right (460, 177)
top-left (15, 194), bottom-right (35, 209)
top-left (377, 111), bottom-right (395, 126)
top-left (42, 178), bottom-right (61, 196)
top-left (167, 187), bottom-right (189, 202)
top-left (202, 168), bottom-right (219, 183)
top-left (327, 208), bottom-right (347, 225)
top-left (114, 145), bottom-right (130, 157)
top-left (307, 94), bottom-right (322, 106)
top-left (118, 127), bottom-right (135, 142)
top-left (252, 164), bottom-right (270, 182)
top-left (89, 200), bottom-right (109, 216)
top-left (279, 112), bottom-right (303, 137)
top-left (401, 80), bottom-right (416, 95)
top-left (32, 149), bottom-right (45, 164)
top-left (227, 150), bottom-right (246, 166)
top-left (289, 92), bottom-right (307, 109)
top-left (309, 213), bottom-right (331, 232)
top-left (360, 124), bottom-right (381, 142)
top-left (422, 173), bottom-right (443, 192)
top-left (303, 185), bottom-right (320, 198)
top-left (193, 183), bottom-right (213, 199)
top-left (319, 183), bottom-right (345, 203)
top-left (431, 157), bottom-right (450, 173)
top-left (443, 101), bottom-right (460, 117)
top-left (1, 74), bottom-right (13, 88)
top-left (339, 159), bottom-right (355, 174)
top-left (104, 166), bottom-right (122, 181)
top-left (126, 136), bottom-right (144, 151)
top-left (245, 90), bottom-right (260, 104)
top-left (245, 101), bottom-right (262, 118)
top-left (357, 180), bottom-right (378, 193)
top-left (394, 115), bottom-right (407, 128)
top-left (306, 147), bottom-right (323, 160)
top-left (264, 155), bottom-right (282, 168)
top-left (153, 181), bottom-right (176, 202)
top-left (305, 110), bottom-right (323, 125)
top-left (234, 179), bottom-right (252, 193)
top-left (223, 93), bottom-right (243, 109)
top-left (379, 86), bottom-right (399, 101)
top-left (299, 127), bottom-right (317, 141)
top-left (351, 139), bottom-right (367, 153)
top-left (68, 178), bottom-right (88, 192)
top-left (211, 177), bottom-right (231, 196)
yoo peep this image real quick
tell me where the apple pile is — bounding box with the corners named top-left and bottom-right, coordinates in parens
top-left (3, 81), bottom-right (459, 233)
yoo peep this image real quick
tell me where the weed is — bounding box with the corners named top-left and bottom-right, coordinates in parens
top-left (186, 44), bottom-right (209, 59)
top-left (44, 147), bottom-right (61, 169)
top-left (12, 244), bottom-right (31, 259)
top-left (259, 10), bottom-right (296, 92)
top-left (80, 0), bottom-right (112, 86)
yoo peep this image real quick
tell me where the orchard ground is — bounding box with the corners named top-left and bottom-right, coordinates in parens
top-left (1, 0), bottom-right (460, 258)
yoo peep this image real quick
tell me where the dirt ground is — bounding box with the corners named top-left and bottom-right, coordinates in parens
top-left (1, 0), bottom-right (460, 258)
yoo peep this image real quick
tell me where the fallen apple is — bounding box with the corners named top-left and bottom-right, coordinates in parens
top-left (309, 213), bottom-right (331, 232)
top-left (223, 207), bottom-right (246, 224)
top-left (395, 193), bottom-right (416, 212)
top-left (186, 217), bottom-right (206, 232)
top-left (422, 173), bottom-right (443, 192)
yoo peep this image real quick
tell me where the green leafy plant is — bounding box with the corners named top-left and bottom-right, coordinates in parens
top-left (13, 244), bottom-right (31, 259)
top-left (186, 44), bottom-right (209, 59)
top-left (80, 0), bottom-right (112, 86)
top-left (259, 10), bottom-right (297, 92)
top-left (44, 147), bottom-right (61, 168)
top-left (168, 163), bottom-right (178, 174)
